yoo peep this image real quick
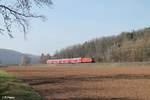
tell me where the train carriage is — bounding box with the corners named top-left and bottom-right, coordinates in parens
top-left (47, 57), bottom-right (94, 64)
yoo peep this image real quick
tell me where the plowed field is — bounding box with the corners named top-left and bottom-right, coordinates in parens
top-left (1, 63), bottom-right (150, 100)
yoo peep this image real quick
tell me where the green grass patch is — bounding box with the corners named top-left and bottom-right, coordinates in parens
top-left (0, 71), bottom-right (15, 78)
top-left (0, 70), bottom-right (42, 100)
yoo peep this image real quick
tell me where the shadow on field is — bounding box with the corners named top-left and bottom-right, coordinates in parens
top-left (21, 74), bottom-right (150, 85)
top-left (19, 74), bottom-right (144, 100)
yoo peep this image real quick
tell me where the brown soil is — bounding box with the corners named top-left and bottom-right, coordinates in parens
top-left (1, 63), bottom-right (150, 100)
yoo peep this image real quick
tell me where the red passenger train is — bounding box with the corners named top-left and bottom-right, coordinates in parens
top-left (47, 57), bottom-right (94, 64)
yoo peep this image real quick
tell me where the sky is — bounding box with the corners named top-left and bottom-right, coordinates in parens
top-left (0, 0), bottom-right (150, 55)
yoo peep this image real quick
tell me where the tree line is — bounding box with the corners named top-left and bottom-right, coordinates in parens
top-left (21, 53), bottom-right (51, 65)
top-left (52, 27), bottom-right (150, 62)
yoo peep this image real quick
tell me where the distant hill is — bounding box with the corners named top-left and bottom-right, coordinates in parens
top-left (0, 49), bottom-right (40, 65)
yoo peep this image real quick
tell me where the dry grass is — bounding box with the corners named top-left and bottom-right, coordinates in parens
top-left (1, 63), bottom-right (150, 100)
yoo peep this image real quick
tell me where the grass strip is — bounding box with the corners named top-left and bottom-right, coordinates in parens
top-left (0, 70), bottom-right (42, 100)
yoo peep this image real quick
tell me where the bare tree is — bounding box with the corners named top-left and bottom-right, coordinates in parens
top-left (0, 0), bottom-right (52, 38)
top-left (20, 55), bottom-right (31, 66)
top-left (39, 53), bottom-right (50, 64)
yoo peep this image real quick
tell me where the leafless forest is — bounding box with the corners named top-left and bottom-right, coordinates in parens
top-left (54, 28), bottom-right (150, 63)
